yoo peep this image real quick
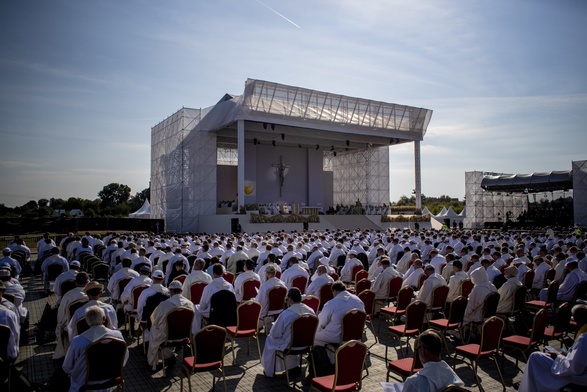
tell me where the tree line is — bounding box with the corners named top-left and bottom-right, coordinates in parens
top-left (392, 194), bottom-right (465, 215)
top-left (0, 183), bottom-right (150, 218)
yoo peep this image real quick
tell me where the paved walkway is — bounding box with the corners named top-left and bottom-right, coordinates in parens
top-left (12, 273), bottom-right (540, 391)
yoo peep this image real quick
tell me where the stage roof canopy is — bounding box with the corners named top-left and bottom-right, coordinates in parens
top-left (481, 171), bottom-right (572, 193)
top-left (191, 78), bottom-right (433, 152)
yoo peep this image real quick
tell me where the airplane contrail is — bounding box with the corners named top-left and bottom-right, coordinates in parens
top-left (255, 0), bottom-right (301, 29)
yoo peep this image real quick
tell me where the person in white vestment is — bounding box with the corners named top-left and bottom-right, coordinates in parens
top-left (257, 254), bottom-right (282, 284)
top-left (402, 259), bottom-right (424, 289)
top-left (519, 304), bottom-right (587, 392)
top-left (120, 266), bottom-right (152, 313)
top-left (496, 266), bottom-right (522, 314)
top-left (261, 288), bottom-right (315, 377)
top-left (63, 306), bottom-right (128, 392)
top-left (339, 251), bottom-right (363, 283)
top-left (68, 281), bottom-right (118, 341)
top-left (280, 257), bottom-right (310, 290)
top-left (463, 267), bottom-right (497, 325)
top-left (54, 272), bottom-right (89, 359)
top-left (254, 265), bottom-right (287, 329)
top-left (541, 260), bottom-right (587, 302)
top-left (306, 265), bottom-right (334, 299)
top-left (233, 259), bottom-right (261, 302)
top-left (416, 265), bottom-right (447, 308)
top-left (398, 330), bottom-right (464, 392)
top-left (148, 281), bottom-right (194, 369)
top-left (445, 260), bottom-right (467, 304)
top-left (192, 264), bottom-right (235, 333)
top-left (181, 258), bottom-right (213, 302)
top-left (107, 258), bottom-right (139, 306)
top-left (0, 305), bottom-right (19, 363)
top-left (314, 281), bottom-right (364, 347)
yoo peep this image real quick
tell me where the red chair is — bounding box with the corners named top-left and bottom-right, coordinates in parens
top-left (358, 290), bottom-right (377, 343)
top-left (386, 300), bottom-right (427, 360)
top-left (260, 285), bottom-right (287, 331)
top-left (351, 265), bottom-right (364, 283)
top-left (543, 302), bottom-right (572, 348)
top-left (241, 279), bottom-right (260, 301)
top-left (465, 261), bottom-right (474, 272)
top-left (319, 282), bottom-right (334, 310)
top-left (226, 300), bottom-right (262, 364)
top-left (173, 274), bottom-right (187, 284)
top-left (544, 268), bottom-right (556, 286)
top-left (0, 325), bottom-right (13, 391)
top-left (379, 286), bottom-right (414, 333)
top-left (154, 306), bottom-right (195, 376)
top-left (429, 296), bottom-right (468, 355)
top-left (311, 340), bottom-right (368, 392)
top-left (328, 272), bottom-right (339, 281)
top-left (460, 279), bottom-right (474, 298)
top-left (291, 275), bottom-right (308, 295)
top-left (453, 316), bottom-right (506, 390)
top-left (523, 269), bottom-right (535, 300)
top-left (428, 285), bottom-right (450, 318)
top-left (572, 280), bottom-right (587, 303)
top-left (501, 308), bottom-right (549, 367)
top-left (180, 325), bottom-right (227, 392)
top-left (222, 272), bottom-right (235, 285)
top-left (386, 337), bottom-right (424, 382)
top-left (417, 273), bottom-right (428, 289)
top-left (275, 270), bottom-right (282, 279)
top-left (83, 337), bottom-right (127, 391)
top-left (327, 308), bottom-right (367, 356)
top-left (189, 282), bottom-right (208, 305)
top-left (355, 270), bottom-right (368, 282)
top-left (125, 284), bottom-right (149, 337)
top-left (354, 278), bottom-right (371, 295)
top-left (385, 276), bottom-right (403, 305)
top-left (301, 295), bottom-right (320, 314)
top-left (275, 313), bottom-right (319, 385)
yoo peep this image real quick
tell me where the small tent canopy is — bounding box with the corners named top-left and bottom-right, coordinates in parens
top-left (436, 207), bottom-right (448, 217)
top-left (459, 206), bottom-right (466, 217)
top-left (444, 207), bottom-right (460, 218)
top-left (421, 206), bottom-right (431, 215)
top-left (130, 199), bottom-right (151, 219)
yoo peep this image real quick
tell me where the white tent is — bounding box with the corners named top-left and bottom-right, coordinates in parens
top-left (444, 207), bottom-right (460, 218)
top-left (436, 207), bottom-right (448, 217)
top-left (421, 206), bottom-right (431, 215)
top-left (130, 199), bottom-right (151, 219)
top-left (459, 206), bottom-right (466, 216)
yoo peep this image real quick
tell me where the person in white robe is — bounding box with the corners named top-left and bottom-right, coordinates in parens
top-left (339, 251), bottom-right (363, 283)
top-left (445, 260), bottom-right (468, 303)
top-left (532, 256), bottom-right (550, 289)
top-left (63, 306), bottom-right (128, 392)
top-left (397, 330), bottom-right (464, 392)
top-left (428, 250), bottom-right (446, 274)
top-left (148, 281), bottom-right (194, 368)
top-left (54, 261), bottom-right (80, 302)
top-left (0, 305), bottom-right (19, 362)
top-left (416, 265), bottom-right (447, 308)
top-left (254, 265), bottom-right (287, 329)
top-left (518, 304), bottom-right (587, 392)
top-left (314, 282), bottom-right (364, 347)
top-left (54, 272), bottom-right (89, 359)
top-left (306, 265), bottom-right (334, 298)
top-left (68, 281), bottom-right (118, 341)
top-left (261, 288), bottom-right (315, 377)
top-left (120, 266), bottom-right (152, 312)
top-left (257, 254), bottom-right (282, 284)
top-left (372, 257), bottom-right (402, 307)
top-left (496, 266), bottom-right (522, 314)
top-left (233, 259), bottom-right (261, 302)
top-left (107, 258), bottom-right (139, 305)
top-left (402, 259), bottom-right (424, 289)
top-left (541, 260), bottom-right (587, 302)
top-left (192, 264), bottom-right (235, 333)
top-left (280, 257), bottom-right (309, 290)
top-left (396, 251), bottom-right (417, 275)
top-left (463, 267), bottom-right (497, 325)
top-left (181, 258), bottom-right (212, 302)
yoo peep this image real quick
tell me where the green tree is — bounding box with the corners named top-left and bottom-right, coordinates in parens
top-left (98, 183), bottom-right (131, 207)
top-left (129, 187), bottom-right (150, 212)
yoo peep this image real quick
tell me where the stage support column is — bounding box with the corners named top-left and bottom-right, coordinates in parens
top-left (414, 140), bottom-right (422, 210)
top-left (237, 119), bottom-right (245, 210)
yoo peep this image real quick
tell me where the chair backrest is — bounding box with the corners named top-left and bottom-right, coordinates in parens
top-left (222, 272), bottom-right (235, 284)
top-left (355, 270), bottom-right (368, 282)
top-left (512, 285), bottom-right (527, 314)
top-left (336, 255), bottom-right (346, 268)
top-left (189, 282), bottom-right (208, 305)
top-left (47, 264), bottom-right (64, 280)
top-left (166, 306), bottom-right (195, 342)
top-left (328, 272), bottom-right (339, 281)
top-left (545, 268), bottom-right (556, 285)
top-left (573, 280), bottom-right (587, 303)
top-left (448, 296), bottom-right (468, 324)
top-left (267, 285), bottom-right (287, 312)
top-left (543, 280), bottom-right (560, 305)
top-left (0, 324), bottom-right (10, 362)
top-left (173, 274), bottom-right (187, 284)
top-left (482, 292), bottom-right (500, 319)
top-left (234, 300), bottom-right (262, 332)
top-left (60, 279), bottom-right (76, 297)
top-left (358, 290), bottom-right (375, 317)
top-left (68, 299), bottom-right (89, 320)
top-left (397, 286), bottom-right (415, 311)
top-left (465, 261), bottom-right (474, 272)
top-left (387, 276), bottom-right (403, 301)
top-left (417, 273), bottom-right (428, 289)
top-left (529, 308), bottom-right (549, 343)
top-left (291, 275), bottom-right (308, 294)
top-left (131, 285), bottom-right (150, 311)
top-left (192, 325), bottom-right (227, 366)
top-left (553, 302), bottom-right (572, 333)
top-left (275, 270), bottom-right (282, 279)
top-left (288, 313), bottom-right (319, 350)
top-left (333, 340), bottom-right (368, 389)
top-left (430, 285), bottom-right (450, 309)
top-left (524, 269), bottom-right (535, 290)
top-left (2, 293), bottom-right (16, 304)
top-left (351, 265), bottom-right (364, 283)
top-left (117, 277), bottom-right (133, 296)
top-left (405, 301), bottom-right (427, 331)
top-left (341, 308), bottom-right (367, 342)
top-left (479, 316), bottom-right (504, 353)
top-left (133, 262), bottom-right (149, 273)
top-left (84, 337), bottom-right (127, 385)
top-left (92, 262), bottom-right (109, 281)
top-left (209, 290), bottom-right (237, 327)
top-left (301, 295), bottom-right (320, 314)
top-left (460, 279), bottom-right (474, 298)
top-left (355, 278), bottom-right (371, 295)
top-left (493, 274), bottom-right (507, 290)
top-left (319, 283), bottom-right (334, 309)
top-left (242, 279), bottom-right (261, 301)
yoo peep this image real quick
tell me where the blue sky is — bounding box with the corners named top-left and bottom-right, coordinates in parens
top-left (1, 0), bottom-right (586, 207)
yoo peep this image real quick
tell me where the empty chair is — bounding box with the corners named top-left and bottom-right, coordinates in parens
top-left (501, 308), bottom-right (549, 367)
top-left (291, 275), bottom-right (308, 295)
top-left (354, 279), bottom-right (371, 296)
top-left (226, 300), bottom-right (262, 364)
top-left (180, 325), bottom-right (227, 392)
top-left (301, 295), bottom-right (320, 314)
top-left (386, 300), bottom-right (427, 360)
top-left (319, 282), bottom-right (334, 310)
top-left (242, 279), bottom-right (261, 302)
top-left (429, 296), bottom-right (468, 355)
top-left (358, 290), bottom-right (377, 343)
top-left (188, 282), bottom-right (207, 305)
top-left (386, 337), bottom-right (424, 382)
top-left (311, 340), bottom-right (368, 392)
top-left (379, 286), bottom-right (414, 333)
top-left (428, 285), bottom-right (450, 319)
top-left (208, 290), bottom-right (238, 328)
top-left (124, 284), bottom-right (149, 337)
top-left (543, 302), bottom-right (572, 349)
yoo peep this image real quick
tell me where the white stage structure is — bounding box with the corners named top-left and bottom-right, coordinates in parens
top-left (151, 79), bottom-right (433, 232)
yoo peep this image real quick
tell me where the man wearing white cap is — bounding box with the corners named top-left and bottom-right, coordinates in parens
top-left (512, 257), bottom-right (530, 283)
top-left (497, 266), bottom-right (522, 314)
top-left (0, 248), bottom-right (21, 278)
top-left (340, 251), bottom-right (362, 283)
top-left (68, 281), bottom-right (117, 340)
top-left (137, 270), bottom-right (169, 324)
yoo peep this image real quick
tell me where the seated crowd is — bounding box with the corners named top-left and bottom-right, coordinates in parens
top-left (1, 227), bottom-right (587, 391)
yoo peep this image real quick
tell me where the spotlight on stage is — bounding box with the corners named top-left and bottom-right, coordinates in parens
top-left (281, 133), bottom-right (285, 140)
top-left (316, 144), bottom-right (320, 150)
top-left (271, 124), bottom-right (275, 130)
top-left (263, 123), bottom-right (267, 129)
top-left (272, 140), bottom-right (276, 147)
top-left (346, 140), bottom-right (350, 147)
